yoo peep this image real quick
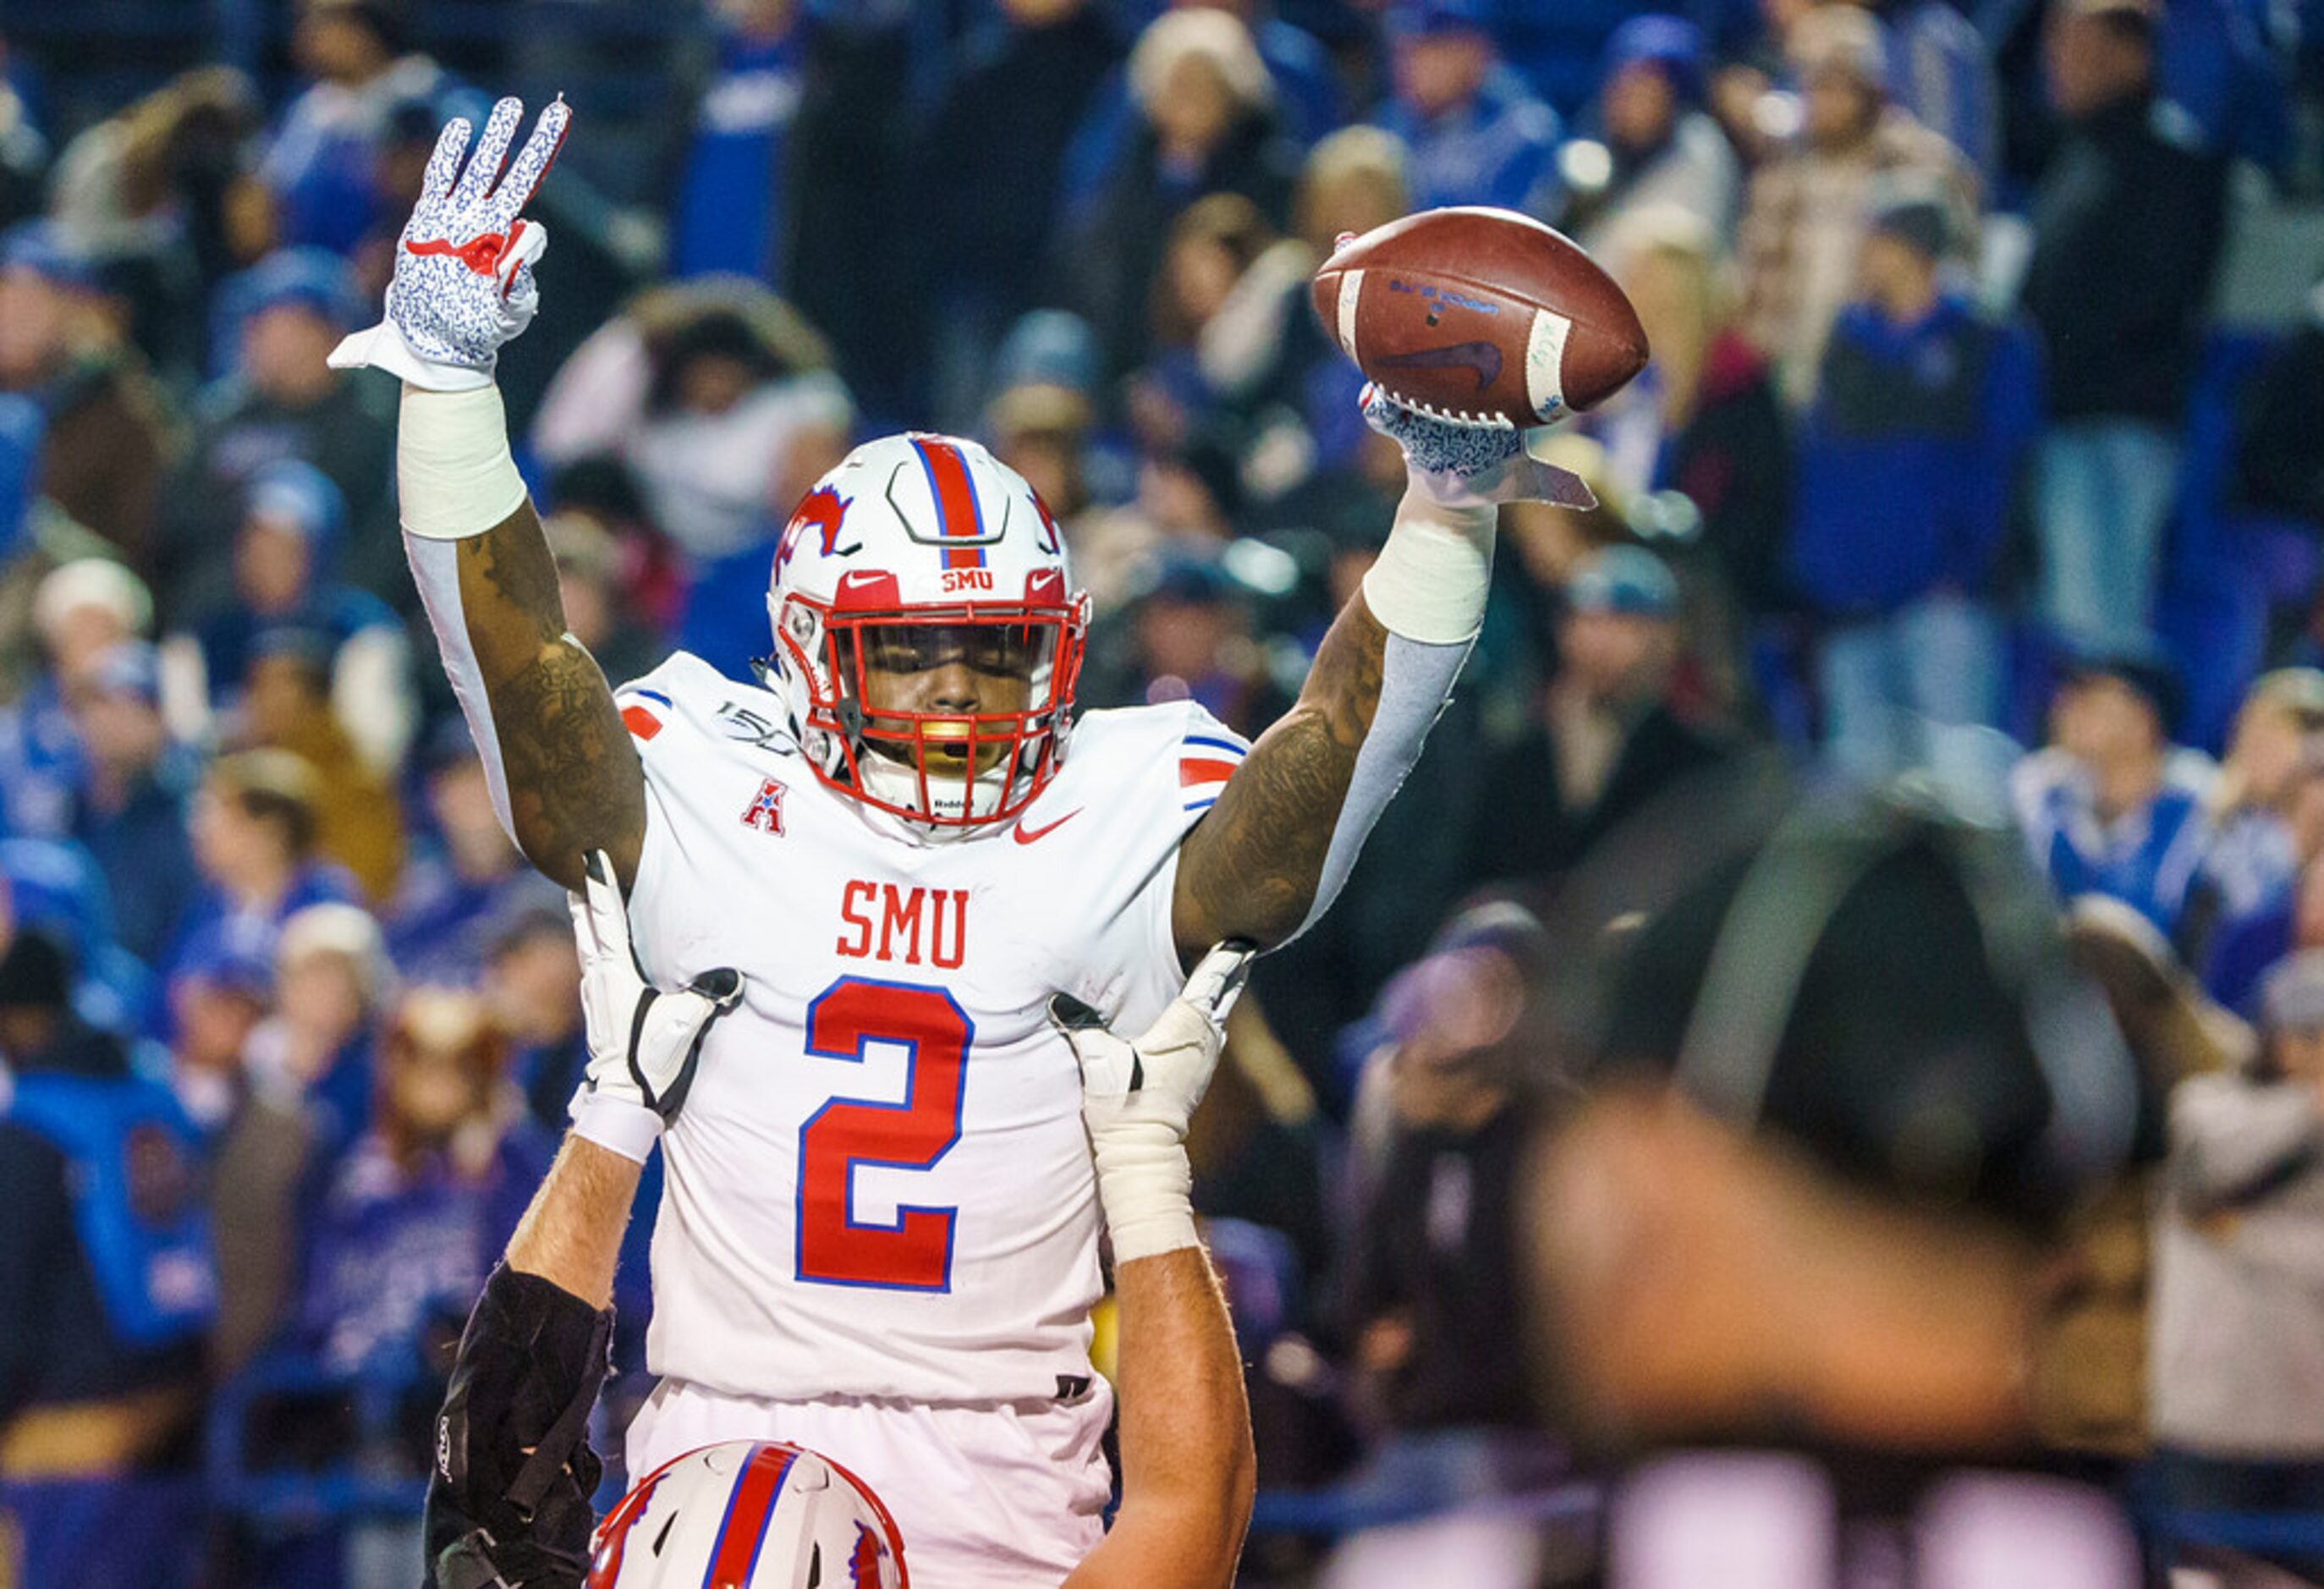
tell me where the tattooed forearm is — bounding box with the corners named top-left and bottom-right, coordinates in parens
top-left (455, 503), bottom-right (646, 892)
top-left (1172, 597), bottom-right (1388, 959)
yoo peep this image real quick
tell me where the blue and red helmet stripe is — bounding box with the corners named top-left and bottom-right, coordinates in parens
top-left (909, 437), bottom-right (987, 572)
top-left (703, 1442), bottom-right (799, 1588)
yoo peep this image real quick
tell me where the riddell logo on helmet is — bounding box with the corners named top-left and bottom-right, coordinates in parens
top-left (942, 568), bottom-right (995, 593)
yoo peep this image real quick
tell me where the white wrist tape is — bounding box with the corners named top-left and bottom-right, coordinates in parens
top-left (398, 383), bottom-right (530, 541)
top-left (1360, 487), bottom-right (1496, 645)
top-left (1091, 1124), bottom-right (1198, 1263)
top-left (569, 1088), bottom-right (662, 1164)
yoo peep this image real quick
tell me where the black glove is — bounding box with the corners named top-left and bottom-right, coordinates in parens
top-left (424, 1264), bottom-right (613, 1589)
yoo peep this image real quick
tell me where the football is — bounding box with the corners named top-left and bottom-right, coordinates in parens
top-left (1313, 206), bottom-right (1649, 429)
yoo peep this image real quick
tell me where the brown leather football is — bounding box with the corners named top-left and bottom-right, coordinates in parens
top-left (1313, 206), bottom-right (1649, 427)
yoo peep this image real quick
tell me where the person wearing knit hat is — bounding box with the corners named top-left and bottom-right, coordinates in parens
top-left (1734, 3), bottom-right (1981, 410)
top-left (1565, 14), bottom-right (1741, 255)
top-left (174, 456), bottom-right (413, 772)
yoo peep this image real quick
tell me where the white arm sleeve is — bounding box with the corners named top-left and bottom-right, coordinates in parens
top-left (405, 533), bottom-right (516, 843)
top-left (1287, 486), bottom-right (1491, 938)
top-left (1291, 631), bottom-right (1471, 939)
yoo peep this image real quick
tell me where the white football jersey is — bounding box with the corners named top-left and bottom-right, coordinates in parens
top-left (611, 652), bottom-right (1249, 1405)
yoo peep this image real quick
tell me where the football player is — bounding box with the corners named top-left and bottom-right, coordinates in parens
top-left (335, 97), bottom-right (1585, 1585)
top-left (426, 852), bottom-right (1256, 1589)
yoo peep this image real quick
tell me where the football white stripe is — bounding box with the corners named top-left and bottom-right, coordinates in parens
top-left (1525, 308), bottom-right (1573, 424)
top-left (1336, 269), bottom-right (1364, 362)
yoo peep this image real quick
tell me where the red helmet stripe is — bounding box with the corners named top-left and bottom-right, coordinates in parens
top-left (704, 1442), bottom-right (798, 1588)
top-left (909, 438), bottom-right (986, 572)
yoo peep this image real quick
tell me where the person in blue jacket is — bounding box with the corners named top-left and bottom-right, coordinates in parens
top-left (0, 929), bottom-right (215, 1589)
top-left (1374, 0), bottom-right (1563, 216)
top-left (1790, 182), bottom-right (2041, 795)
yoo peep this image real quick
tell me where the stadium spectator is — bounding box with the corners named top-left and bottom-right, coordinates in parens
top-left (1589, 207), bottom-right (1789, 619)
top-left (168, 457), bottom-right (411, 772)
top-left (159, 248), bottom-right (398, 616)
top-left (669, 0), bottom-right (810, 285)
top-left (2151, 949), bottom-right (2324, 1580)
top-left (46, 67), bottom-right (266, 392)
top-left (164, 748), bottom-right (359, 986)
top-left (1085, 549), bottom-right (1294, 738)
top-left (1068, 8), bottom-right (1297, 382)
top-left (1375, 0), bottom-right (1562, 217)
top-left (386, 722), bottom-right (551, 987)
top-left (2013, 652), bottom-right (2218, 941)
top-left (0, 223), bottom-right (177, 570)
top-left (165, 921), bottom-right (275, 1135)
top-left (984, 310), bottom-right (1107, 550)
top-left (2185, 673), bottom-right (2324, 1010)
top-left (1139, 194), bottom-right (1321, 463)
top-left (0, 930), bottom-right (213, 1589)
top-left (1336, 905), bottom-right (1563, 1581)
top-left (921, 0), bottom-right (1121, 424)
top-left (541, 512), bottom-right (661, 701)
top-left (1788, 184), bottom-right (2039, 790)
top-left (1863, 0), bottom-right (2003, 185)
top-left (1736, 6), bottom-right (1980, 410)
top-left (1564, 15), bottom-right (1741, 257)
top-left (64, 640), bottom-right (198, 964)
top-left (1467, 545), bottom-right (1727, 888)
top-left (258, 0), bottom-right (445, 258)
top-left (481, 902), bottom-right (585, 1139)
top-left (293, 987), bottom-right (547, 1377)
top-left (247, 900), bottom-right (389, 1167)
top-left (237, 631), bottom-right (405, 902)
top-left (2020, 0), bottom-right (2227, 652)
top-left (0, 558), bottom-right (154, 840)
top-left (530, 284), bottom-right (851, 623)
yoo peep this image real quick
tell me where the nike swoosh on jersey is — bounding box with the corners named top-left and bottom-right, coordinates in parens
top-left (1371, 339), bottom-right (1504, 392)
top-left (1013, 809), bottom-right (1083, 844)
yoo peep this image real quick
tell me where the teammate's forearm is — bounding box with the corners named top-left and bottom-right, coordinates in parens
top-left (1064, 1247), bottom-right (1254, 1589)
top-left (503, 1135), bottom-right (648, 1311)
top-left (398, 384), bottom-right (646, 892)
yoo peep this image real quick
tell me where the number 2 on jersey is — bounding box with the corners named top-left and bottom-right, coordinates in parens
top-left (796, 976), bottom-right (970, 1290)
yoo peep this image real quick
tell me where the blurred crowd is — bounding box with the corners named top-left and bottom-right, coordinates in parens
top-left (3, 0), bottom-right (2324, 1581)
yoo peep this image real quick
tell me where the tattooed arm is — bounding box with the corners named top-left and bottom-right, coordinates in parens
top-left (434, 497), bottom-right (646, 894)
top-left (1171, 597), bottom-right (1391, 959)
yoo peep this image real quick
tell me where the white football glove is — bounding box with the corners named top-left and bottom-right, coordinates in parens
top-left (1363, 383), bottom-right (1596, 509)
top-left (1047, 941), bottom-right (1255, 1262)
top-left (329, 96), bottom-right (569, 393)
top-left (567, 850), bottom-right (744, 1163)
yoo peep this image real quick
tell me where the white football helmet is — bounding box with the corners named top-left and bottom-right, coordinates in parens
top-left (586, 1441), bottom-right (907, 1588)
top-left (765, 432), bottom-right (1088, 833)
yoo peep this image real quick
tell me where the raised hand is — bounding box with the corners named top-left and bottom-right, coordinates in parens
top-left (1362, 382), bottom-right (1597, 510)
top-left (330, 96), bottom-right (570, 391)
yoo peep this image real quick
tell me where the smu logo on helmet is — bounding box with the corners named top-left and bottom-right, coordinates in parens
top-left (776, 486), bottom-right (854, 581)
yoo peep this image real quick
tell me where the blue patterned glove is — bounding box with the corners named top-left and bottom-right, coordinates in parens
top-left (1362, 384), bottom-right (1596, 510)
top-left (329, 96), bottom-right (570, 393)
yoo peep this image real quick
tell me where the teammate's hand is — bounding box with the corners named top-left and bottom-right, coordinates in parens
top-left (568, 849), bottom-right (743, 1163)
top-left (1363, 383), bottom-right (1596, 510)
top-left (1048, 941), bottom-right (1255, 1262)
top-left (329, 96), bottom-right (569, 393)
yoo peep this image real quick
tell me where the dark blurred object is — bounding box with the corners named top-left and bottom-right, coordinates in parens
top-left (2233, 295), bottom-right (2324, 531)
top-left (1523, 766), bottom-right (2157, 1457)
